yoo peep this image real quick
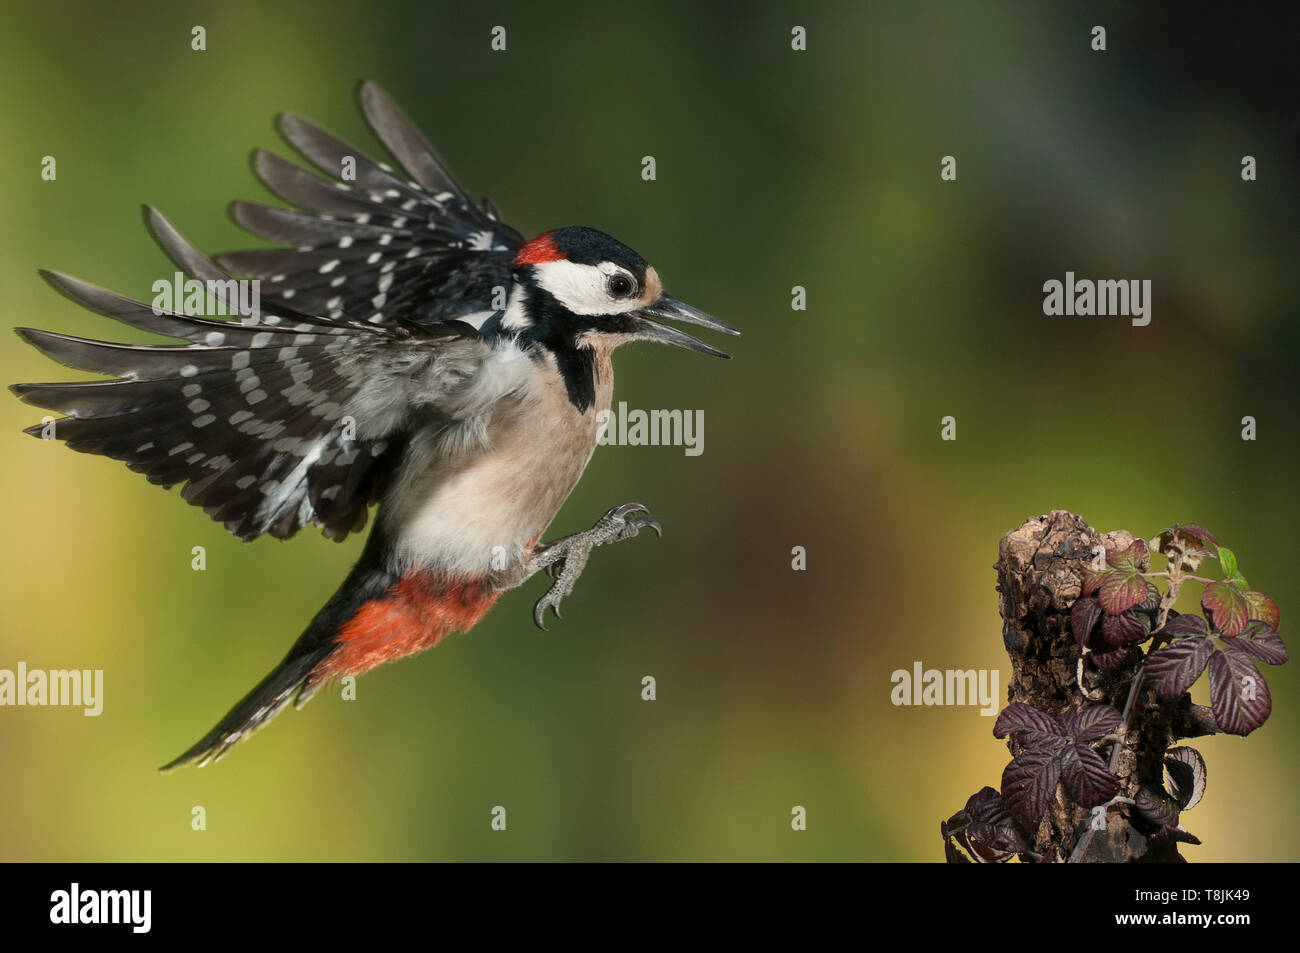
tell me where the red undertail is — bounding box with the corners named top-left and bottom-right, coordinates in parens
top-left (315, 571), bottom-right (502, 680)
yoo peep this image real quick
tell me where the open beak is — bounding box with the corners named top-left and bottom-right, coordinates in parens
top-left (635, 297), bottom-right (741, 359)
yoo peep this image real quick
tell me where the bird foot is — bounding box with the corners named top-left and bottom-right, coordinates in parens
top-left (529, 502), bottom-right (662, 629)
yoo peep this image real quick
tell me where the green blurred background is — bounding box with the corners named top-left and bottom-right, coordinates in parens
top-left (1, 0), bottom-right (1296, 861)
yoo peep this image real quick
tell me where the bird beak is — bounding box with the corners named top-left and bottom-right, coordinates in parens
top-left (635, 297), bottom-right (740, 359)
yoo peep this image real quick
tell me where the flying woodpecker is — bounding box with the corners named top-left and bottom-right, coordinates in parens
top-left (11, 82), bottom-right (739, 768)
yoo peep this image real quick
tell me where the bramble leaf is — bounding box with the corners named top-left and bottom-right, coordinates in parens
top-left (1202, 580), bottom-right (1250, 637)
top-left (1135, 784), bottom-right (1181, 828)
top-left (1002, 748), bottom-right (1061, 833)
top-left (962, 787), bottom-right (1029, 857)
top-left (1230, 620), bottom-right (1288, 666)
top-left (1217, 546), bottom-right (1248, 588)
top-left (1164, 747), bottom-right (1207, 811)
top-left (1139, 581), bottom-right (1162, 613)
top-left (1208, 644), bottom-right (1271, 736)
top-left (1092, 646), bottom-right (1133, 669)
top-left (1152, 523), bottom-right (1218, 572)
top-left (1060, 704), bottom-right (1122, 743)
top-left (993, 703), bottom-right (1061, 749)
top-left (1070, 596), bottom-right (1103, 649)
top-left (1099, 568), bottom-right (1148, 616)
top-left (1153, 613), bottom-right (1209, 639)
top-left (1060, 743), bottom-right (1120, 807)
top-left (941, 787), bottom-right (1030, 863)
top-left (1178, 523), bottom-right (1219, 550)
top-left (1144, 637), bottom-right (1214, 700)
top-left (1243, 590), bottom-right (1280, 628)
top-left (1107, 538), bottom-right (1148, 571)
top-left (1098, 610), bottom-right (1150, 648)
top-left (943, 833), bottom-right (969, 863)
top-left (1081, 567), bottom-right (1113, 597)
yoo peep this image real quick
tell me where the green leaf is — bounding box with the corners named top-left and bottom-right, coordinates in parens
top-left (1203, 581), bottom-right (1250, 637)
top-left (1217, 546), bottom-right (1248, 588)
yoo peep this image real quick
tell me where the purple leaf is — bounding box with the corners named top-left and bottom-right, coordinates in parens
top-left (993, 702), bottom-right (1061, 742)
top-left (1060, 743), bottom-right (1120, 807)
top-left (1143, 637), bottom-right (1214, 701)
top-left (1208, 644), bottom-right (1272, 736)
top-left (1243, 590), bottom-right (1280, 629)
top-left (1134, 785), bottom-right (1181, 828)
top-left (1164, 747), bottom-right (1207, 811)
top-left (1098, 610), bottom-right (1150, 648)
top-left (1081, 567), bottom-right (1113, 597)
top-left (941, 787), bottom-right (1028, 863)
top-left (1152, 825), bottom-right (1202, 847)
top-left (1099, 569), bottom-right (1148, 616)
top-left (1092, 646), bottom-right (1134, 670)
top-left (1231, 620), bottom-right (1289, 666)
top-left (1061, 704), bottom-right (1123, 743)
top-left (1153, 524), bottom-right (1218, 573)
top-left (943, 833), bottom-right (970, 863)
top-left (1070, 596), bottom-right (1103, 649)
top-left (1107, 538), bottom-right (1149, 570)
top-left (963, 787), bottom-right (1030, 856)
top-left (1153, 613), bottom-right (1209, 639)
top-left (1002, 749), bottom-right (1061, 833)
top-left (1203, 580), bottom-right (1250, 637)
top-left (1177, 523), bottom-right (1219, 550)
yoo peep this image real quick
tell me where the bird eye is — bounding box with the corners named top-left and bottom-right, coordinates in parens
top-left (606, 274), bottom-right (635, 299)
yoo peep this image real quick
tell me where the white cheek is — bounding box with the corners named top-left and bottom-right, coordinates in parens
top-left (533, 260), bottom-right (638, 315)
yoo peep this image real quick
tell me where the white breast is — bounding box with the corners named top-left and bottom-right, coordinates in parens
top-left (383, 344), bottom-right (613, 579)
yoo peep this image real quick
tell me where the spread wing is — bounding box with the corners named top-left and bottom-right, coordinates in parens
top-left (12, 209), bottom-right (492, 543)
top-left (217, 81), bottom-right (523, 331)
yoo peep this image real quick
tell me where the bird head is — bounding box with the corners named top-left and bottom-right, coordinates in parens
top-left (505, 226), bottom-right (739, 358)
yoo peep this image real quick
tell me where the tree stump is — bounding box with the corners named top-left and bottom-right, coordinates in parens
top-left (986, 510), bottom-right (1216, 862)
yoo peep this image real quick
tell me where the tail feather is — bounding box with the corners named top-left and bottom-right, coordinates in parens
top-left (159, 642), bottom-right (336, 771)
top-left (161, 529), bottom-right (399, 770)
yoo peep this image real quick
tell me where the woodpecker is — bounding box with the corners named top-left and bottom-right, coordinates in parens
top-left (12, 82), bottom-right (738, 768)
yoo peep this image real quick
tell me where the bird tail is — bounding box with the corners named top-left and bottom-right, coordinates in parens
top-left (158, 639), bottom-right (337, 771)
top-left (160, 532), bottom-right (501, 770)
top-left (160, 528), bottom-right (395, 771)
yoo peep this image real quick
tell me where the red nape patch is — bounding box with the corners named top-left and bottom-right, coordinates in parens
top-left (317, 573), bottom-right (501, 680)
top-left (513, 231), bottom-right (563, 266)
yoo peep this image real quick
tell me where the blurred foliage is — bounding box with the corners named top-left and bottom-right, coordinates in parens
top-left (0, 0), bottom-right (1296, 860)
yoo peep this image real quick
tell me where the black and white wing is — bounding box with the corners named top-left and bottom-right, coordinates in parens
top-left (218, 81), bottom-right (523, 331)
top-left (12, 209), bottom-right (490, 543)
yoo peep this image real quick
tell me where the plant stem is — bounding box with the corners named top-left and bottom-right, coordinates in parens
top-left (1069, 546), bottom-right (1186, 862)
top-left (1142, 571), bottom-right (1215, 585)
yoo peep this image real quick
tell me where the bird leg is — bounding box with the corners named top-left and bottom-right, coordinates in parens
top-left (524, 502), bottom-right (662, 629)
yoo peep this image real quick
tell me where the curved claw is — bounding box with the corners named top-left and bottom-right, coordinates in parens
top-left (628, 515), bottom-right (663, 537)
top-left (606, 502), bottom-right (648, 520)
top-left (533, 593), bottom-right (563, 631)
